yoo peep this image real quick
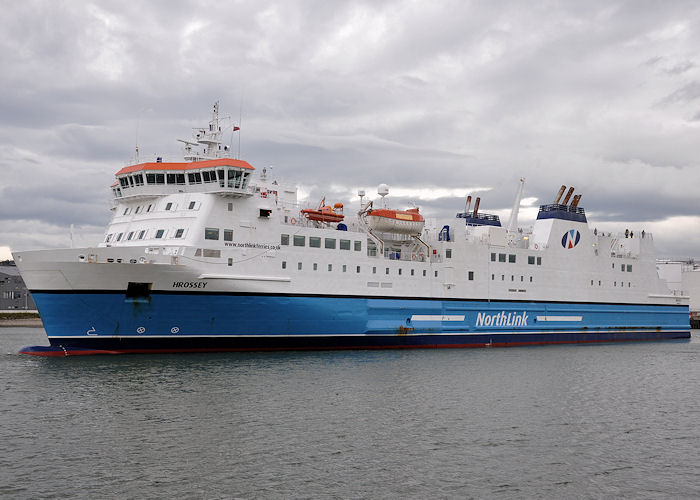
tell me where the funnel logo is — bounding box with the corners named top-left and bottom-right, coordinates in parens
top-left (562, 229), bottom-right (581, 249)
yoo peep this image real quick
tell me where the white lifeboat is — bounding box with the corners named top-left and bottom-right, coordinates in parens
top-left (367, 208), bottom-right (425, 235)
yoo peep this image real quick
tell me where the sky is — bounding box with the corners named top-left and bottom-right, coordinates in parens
top-left (1, 0), bottom-right (700, 258)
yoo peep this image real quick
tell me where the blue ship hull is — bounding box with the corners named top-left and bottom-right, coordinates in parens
top-left (20, 291), bottom-right (690, 355)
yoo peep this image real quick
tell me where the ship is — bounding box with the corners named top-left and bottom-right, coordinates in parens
top-left (14, 103), bottom-right (690, 355)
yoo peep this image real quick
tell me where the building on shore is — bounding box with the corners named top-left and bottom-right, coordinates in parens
top-left (0, 261), bottom-right (37, 310)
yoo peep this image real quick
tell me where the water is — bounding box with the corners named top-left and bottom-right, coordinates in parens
top-left (1, 327), bottom-right (699, 499)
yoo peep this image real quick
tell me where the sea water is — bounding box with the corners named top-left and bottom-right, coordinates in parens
top-left (1, 327), bottom-right (699, 499)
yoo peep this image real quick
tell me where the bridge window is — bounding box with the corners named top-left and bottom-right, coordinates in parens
top-left (146, 173), bottom-right (155, 184)
top-left (189, 201), bottom-right (196, 209)
top-left (165, 202), bottom-right (173, 211)
top-left (175, 229), bottom-right (184, 238)
top-left (340, 239), bottom-right (351, 250)
top-left (293, 235), bottom-right (305, 246)
top-left (138, 230), bottom-right (146, 239)
top-left (156, 174), bottom-right (165, 184)
top-left (134, 174), bottom-right (144, 186)
top-left (309, 237), bottom-right (321, 248)
top-left (325, 238), bottom-right (336, 249)
top-left (205, 227), bottom-right (219, 240)
top-left (116, 233), bottom-right (123, 241)
top-left (155, 229), bottom-right (165, 239)
top-left (127, 232), bottom-right (134, 241)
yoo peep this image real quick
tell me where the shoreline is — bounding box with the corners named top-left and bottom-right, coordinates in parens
top-left (0, 317), bottom-right (43, 327)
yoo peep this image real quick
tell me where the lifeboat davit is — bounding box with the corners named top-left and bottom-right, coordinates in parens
top-left (301, 205), bottom-right (345, 223)
top-left (367, 208), bottom-right (425, 235)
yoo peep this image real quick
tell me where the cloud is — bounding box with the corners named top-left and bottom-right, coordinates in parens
top-left (1, 0), bottom-right (700, 258)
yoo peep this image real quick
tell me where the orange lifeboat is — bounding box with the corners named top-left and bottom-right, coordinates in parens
top-left (367, 207), bottom-right (425, 235)
top-left (301, 205), bottom-right (345, 223)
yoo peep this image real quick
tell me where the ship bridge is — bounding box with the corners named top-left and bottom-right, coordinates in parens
top-left (111, 158), bottom-right (255, 200)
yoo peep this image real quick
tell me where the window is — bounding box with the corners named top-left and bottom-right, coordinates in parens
top-left (224, 230), bottom-right (233, 241)
top-left (372, 267), bottom-right (377, 274)
top-left (520, 276), bottom-right (524, 282)
top-left (175, 229), bottom-right (184, 238)
top-left (340, 239), bottom-right (351, 250)
top-left (309, 237), bottom-right (321, 248)
top-left (612, 263), bottom-right (615, 269)
top-left (135, 206), bottom-right (141, 214)
top-left (398, 269), bottom-right (402, 275)
top-left (127, 232), bottom-right (134, 241)
top-left (343, 265), bottom-right (347, 272)
top-left (354, 241), bottom-right (362, 251)
top-left (123, 207), bottom-right (130, 215)
top-left (537, 257), bottom-right (542, 265)
top-left (189, 201), bottom-right (196, 210)
top-left (423, 270), bottom-right (427, 277)
top-left (281, 234), bottom-right (289, 245)
top-left (205, 227), bottom-right (219, 240)
top-left (146, 173), bottom-right (156, 184)
top-left (298, 262), bottom-right (302, 270)
top-left (385, 268), bottom-right (390, 275)
top-left (499, 253), bottom-right (506, 262)
top-left (627, 265), bottom-right (632, 272)
top-left (147, 204), bottom-right (153, 212)
top-left (325, 238), bottom-right (336, 249)
top-left (446, 249), bottom-right (452, 258)
top-left (491, 253), bottom-right (496, 262)
top-left (105, 234), bottom-right (112, 242)
top-left (138, 230), bottom-right (146, 240)
top-left (530, 276), bottom-right (533, 282)
top-left (165, 202), bottom-right (173, 211)
top-left (511, 275), bottom-right (514, 281)
top-left (282, 261), bottom-right (286, 269)
top-left (155, 229), bottom-right (165, 239)
top-left (155, 174), bottom-right (165, 184)
top-left (356, 266), bottom-right (361, 273)
top-left (227, 203), bottom-right (233, 211)
top-left (293, 235), bottom-right (305, 246)
top-left (411, 269), bottom-right (414, 276)
top-left (434, 271), bottom-right (438, 277)
top-left (116, 233), bottom-right (123, 241)
top-left (508, 254), bottom-right (516, 263)
top-left (328, 264), bottom-right (332, 271)
top-left (501, 274), bottom-right (505, 281)
top-left (228, 258), bottom-right (233, 266)
top-left (528, 256), bottom-right (535, 265)
top-left (468, 271), bottom-right (474, 280)
top-left (313, 263), bottom-right (318, 271)
top-left (621, 264), bottom-right (625, 272)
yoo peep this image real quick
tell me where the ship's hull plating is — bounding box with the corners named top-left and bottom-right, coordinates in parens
top-left (21, 291), bottom-right (690, 355)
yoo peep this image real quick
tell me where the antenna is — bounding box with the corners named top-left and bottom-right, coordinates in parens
top-left (238, 102), bottom-right (242, 159)
top-left (507, 177), bottom-right (525, 234)
top-left (377, 184), bottom-right (389, 208)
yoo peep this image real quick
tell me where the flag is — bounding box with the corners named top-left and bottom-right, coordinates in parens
top-left (233, 126), bottom-right (240, 131)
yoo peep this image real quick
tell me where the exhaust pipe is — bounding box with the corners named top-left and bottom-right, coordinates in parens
top-left (561, 187), bottom-right (575, 206)
top-left (473, 197), bottom-right (481, 217)
top-left (570, 194), bottom-right (582, 209)
top-left (465, 195), bottom-right (472, 214)
top-left (553, 185), bottom-right (566, 204)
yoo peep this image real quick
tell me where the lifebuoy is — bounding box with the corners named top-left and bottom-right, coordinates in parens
top-left (534, 243), bottom-right (539, 250)
top-left (290, 217), bottom-right (297, 225)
